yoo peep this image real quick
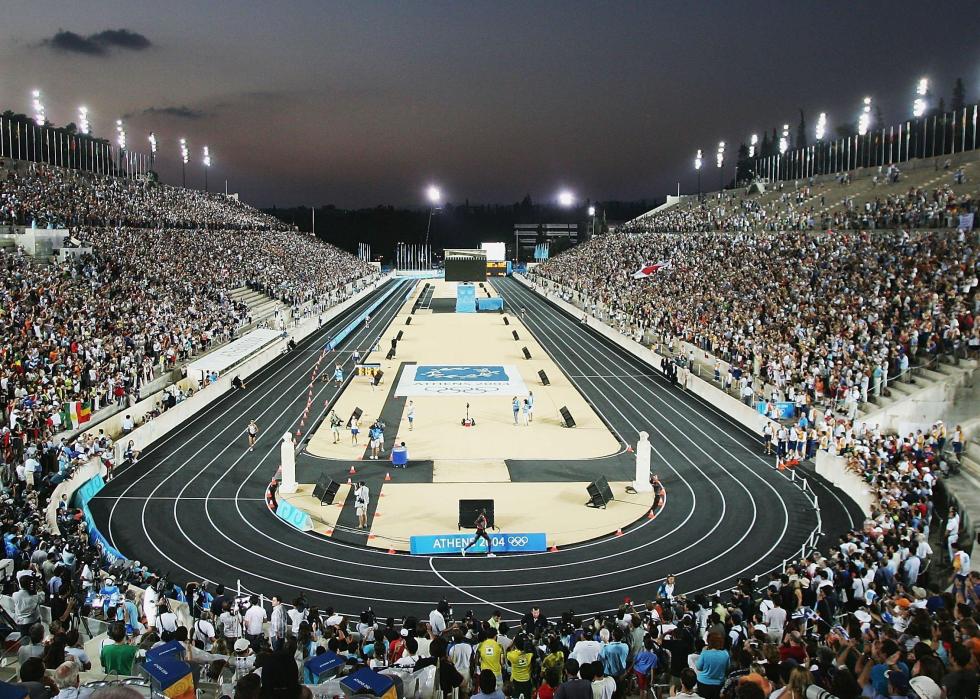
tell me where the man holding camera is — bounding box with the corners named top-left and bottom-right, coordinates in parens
top-left (12, 575), bottom-right (43, 636)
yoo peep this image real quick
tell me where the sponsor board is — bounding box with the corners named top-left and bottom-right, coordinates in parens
top-left (395, 364), bottom-right (528, 396)
top-left (410, 532), bottom-right (547, 555)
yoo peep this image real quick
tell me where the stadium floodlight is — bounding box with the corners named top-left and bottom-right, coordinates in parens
top-left (557, 189), bottom-right (575, 207)
top-left (858, 96), bottom-right (871, 135)
top-left (426, 184), bottom-right (442, 205)
top-left (202, 145), bottom-right (211, 192)
top-left (749, 134), bottom-right (758, 158)
top-left (588, 205), bottom-right (596, 217)
top-left (31, 89), bottom-right (45, 126)
top-left (716, 141), bottom-right (725, 168)
top-left (913, 77), bottom-right (928, 117)
top-left (815, 112), bottom-right (827, 141)
top-left (779, 124), bottom-right (789, 154)
top-left (694, 149), bottom-right (703, 170)
top-left (115, 119), bottom-right (126, 150)
top-left (148, 132), bottom-right (157, 155)
top-left (179, 138), bottom-right (189, 164)
top-left (78, 106), bottom-right (90, 135)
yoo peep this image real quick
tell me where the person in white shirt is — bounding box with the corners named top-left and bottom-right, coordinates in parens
top-left (570, 625), bottom-right (603, 665)
top-left (219, 603), bottom-right (242, 641)
top-left (945, 507), bottom-right (960, 561)
top-left (232, 639), bottom-right (256, 680)
top-left (243, 595), bottom-right (267, 651)
top-left (429, 600), bottom-right (450, 637)
top-left (142, 583), bottom-right (158, 628)
top-left (157, 601), bottom-right (179, 634)
top-left (287, 601), bottom-right (308, 636)
top-left (762, 598), bottom-right (786, 643)
top-left (193, 612), bottom-right (217, 651)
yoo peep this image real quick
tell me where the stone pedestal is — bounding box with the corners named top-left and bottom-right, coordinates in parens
top-left (280, 432), bottom-right (297, 494)
top-left (631, 431), bottom-right (653, 492)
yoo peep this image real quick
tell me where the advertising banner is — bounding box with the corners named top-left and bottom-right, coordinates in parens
top-left (396, 365), bottom-right (527, 397)
top-left (276, 499), bottom-right (314, 532)
top-left (410, 532), bottom-right (547, 555)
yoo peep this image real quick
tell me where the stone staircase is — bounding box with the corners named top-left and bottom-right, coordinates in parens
top-left (229, 286), bottom-right (286, 329)
top-left (858, 356), bottom-right (977, 419)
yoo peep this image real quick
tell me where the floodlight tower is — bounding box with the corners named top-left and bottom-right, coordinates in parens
top-left (179, 138), bottom-right (189, 187)
top-left (694, 149), bottom-right (702, 200)
top-left (202, 145), bottom-right (211, 192)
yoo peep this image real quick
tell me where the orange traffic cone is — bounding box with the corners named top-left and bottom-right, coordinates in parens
top-left (626, 445), bottom-right (634, 453)
top-left (387, 548), bottom-right (397, 554)
top-left (647, 510), bottom-right (655, 519)
top-left (549, 545), bottom-right (559, 552)
top-left (349, 465), bottom-right (357, 474)
top-left (384, 472), bottom-right (392, 481)
top-left (295, 428), bottom-right (301, 437)
top-left (346, 477), bottom-right (351, 484)
top-left (615, 528), bottom-right (624, 536)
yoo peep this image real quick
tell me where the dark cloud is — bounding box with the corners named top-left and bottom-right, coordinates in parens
top-left (44, 30), bottom-right (105, 55)
top-left (41, 28), bottom-right (151, 56)
top-left (89, 29), bottom-right (152, 50)
top-left (137, 106), bottom-right (207, 120)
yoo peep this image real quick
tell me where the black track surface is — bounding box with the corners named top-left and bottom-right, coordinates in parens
top-left (89, 276), bottom-right (862, 622)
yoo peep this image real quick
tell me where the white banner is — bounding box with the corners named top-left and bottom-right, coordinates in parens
top-left (395, 364), bottom-right (528, 396)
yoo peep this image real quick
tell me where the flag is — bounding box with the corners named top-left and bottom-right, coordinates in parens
top-left (77, 401), bottom-right (93, 425)
top-left (60, 403), bottom-right (77, 430)
top-left (633, 261), bottom-right (671, 279)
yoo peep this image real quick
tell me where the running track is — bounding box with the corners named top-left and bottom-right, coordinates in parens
top-left (89, 276), bottom-right (862, 621)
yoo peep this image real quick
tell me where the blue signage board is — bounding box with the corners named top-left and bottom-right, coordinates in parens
top-left (276, 499), bottom-right (314, 532)
top-left (410, 532), bottom-right (547, 555)
top-left (415, 366), bottom-right (508, 382)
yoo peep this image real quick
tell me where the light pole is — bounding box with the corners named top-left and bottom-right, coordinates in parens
top-left (694, 150), bottom-right (702, 200)
top-left (179, 138), bottom-right (189, 187)
top-left (913, 77), bottom-right (928, 158)
top-left (815, 113), bottom-right (827, 175)
top-left (716, 142), bottom-right (725, 191)
top-left (748, 134), bottom-right (758, 179)
top-left (78, 107), bottom-right (90, 135)
top-left (778, 124), bottom-right (789, 180)
top-left (588, 205), bottom-right (596, 237)
top-left (202, 146), bottom-right (211, 192)
top-left (31, 90), bottom-right (45, 162)
top-left (148, 132), bottom-right (157, 171)
top-left (424, 184), bottom-right (441, 260)
top-left (858, 96), bottom-right (871, 167)
top-left (115, 119), bottom-right (127, 176)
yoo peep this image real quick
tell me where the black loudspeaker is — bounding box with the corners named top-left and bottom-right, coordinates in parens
top-left (372, 370), bottom-right (384, 386)
top-left (585, 475), bottom-right (613, 509)
top-left (512, 330), bottom-right (520, 341)
top-left (396, 330), bottom-right (404, 341)
top-left (351, 407), bottom-right (363, 422)
top-left (503, 317), bottom-right (510, 325)
top-left (320, 479), bottom-right (342, 505)
top-left (538, 370), bottom-right (550, 386)
top-left (522, 346), bottom-right (531, 360)
top-left (386, 349), bottom-right (395, 360)
top-left (559, 406), bottom-right (575, 428)
top-left (391, 338), bottom-right (398, 349)
top-left (458, 499), bottom-right (495, 529)
top-left (406, 317), bottom-right (412, 325)
top-left (312, 474), bottom-right (329, 500)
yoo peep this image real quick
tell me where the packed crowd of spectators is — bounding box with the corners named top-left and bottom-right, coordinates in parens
top-left (532, 228), bottom-right (979, 414)
top-left (0, 161), bottom-right (285, 230)
top-left (622, 170), bottom-right (975, 235)
top-left (829, 185), bottom-right (976, 231)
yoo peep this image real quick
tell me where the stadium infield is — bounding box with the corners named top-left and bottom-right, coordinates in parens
top-left (88, 275), bottom-right (863, 622)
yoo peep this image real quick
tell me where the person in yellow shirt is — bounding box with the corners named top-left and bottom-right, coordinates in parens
top-left (506, 636), bottom-right (535, 699)
top-left (477, 629), bottom-right (504, 685)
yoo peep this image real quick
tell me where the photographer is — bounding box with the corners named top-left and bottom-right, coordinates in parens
top-left (12, 574), bottom-right (43, 635)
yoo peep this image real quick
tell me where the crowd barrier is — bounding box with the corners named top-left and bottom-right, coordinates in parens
top-left (326, 278), bottom-right (409, 351)
top-left (813, 450), bottom-right (874, 518)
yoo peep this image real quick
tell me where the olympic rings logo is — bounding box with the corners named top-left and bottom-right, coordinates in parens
top-left (508, 536), bottom-right (529, 546)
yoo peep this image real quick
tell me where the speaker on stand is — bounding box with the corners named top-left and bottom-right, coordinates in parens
top-left (559, 406), bottom-right (575, 428)
top-left (522, 347), bottom-right (531, 360)
top-left (585, 475), bottom-right (613, 509)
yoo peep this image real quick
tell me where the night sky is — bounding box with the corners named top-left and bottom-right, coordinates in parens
top-left (1, 0), bottom-right (978, 209)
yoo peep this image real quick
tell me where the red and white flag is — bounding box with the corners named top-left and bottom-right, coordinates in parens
top-left (632, 260), bottom-right (671, 279)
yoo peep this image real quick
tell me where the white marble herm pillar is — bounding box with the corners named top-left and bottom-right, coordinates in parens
top-left (280, 432), bottom-right (297, 494)
top-left (632, 431), bottom-right (653, 492)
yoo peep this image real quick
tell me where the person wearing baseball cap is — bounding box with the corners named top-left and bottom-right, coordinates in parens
top-left (909, 676), bottom-right (941, 699)
top-left (232, 637), bottom-right (255, 680)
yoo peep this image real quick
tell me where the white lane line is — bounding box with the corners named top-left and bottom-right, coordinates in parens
top-left (104, 285), bottom-right (389, 547)
top-left (428, 557), bottom-right (521, 617)
top-left (496, 279), bottom-right (805, 600)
